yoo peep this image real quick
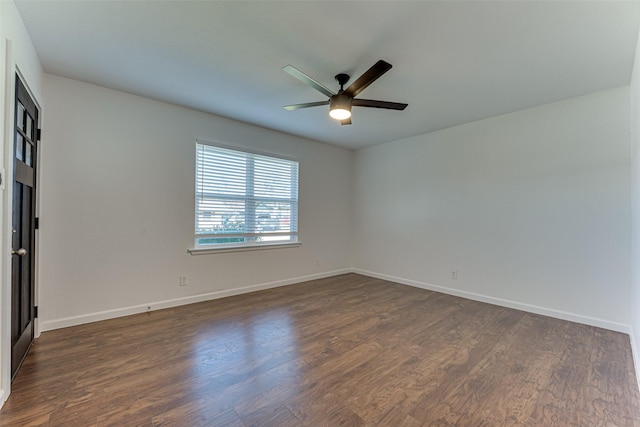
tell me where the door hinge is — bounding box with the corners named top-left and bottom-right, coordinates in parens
top-left (34, 217), bottom-right (39, 230)
top-left (36, 128), bottom-right (42, 142)
top-left (34, 306), bottom-right (38, 318)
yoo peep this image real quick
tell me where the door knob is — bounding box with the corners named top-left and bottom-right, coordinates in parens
top-left (12, 248), bottom-right (27, 256)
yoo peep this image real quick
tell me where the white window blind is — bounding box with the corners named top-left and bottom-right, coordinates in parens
top-left (195, 143), bottom-right (299, 247)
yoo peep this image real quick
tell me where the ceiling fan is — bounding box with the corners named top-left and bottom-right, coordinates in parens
top-left (282, 60), bottom-right (408, 125)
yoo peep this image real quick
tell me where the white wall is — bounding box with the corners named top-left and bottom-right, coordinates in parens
top-left (0, 0), bottom-right (44, 405)
top-left (353, 87), bottom-right (631, 331)
top-left (629, 24), bottom-right (640, 387)
top-left (38, 74), bottom-right (353, 329)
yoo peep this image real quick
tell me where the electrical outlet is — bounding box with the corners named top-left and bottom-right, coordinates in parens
top-left (451, 270), bottom-right (458, 280)
top-left (180, 275), bottom-right (188, 286)
top-left (315, 258), bottom-right (320, 266)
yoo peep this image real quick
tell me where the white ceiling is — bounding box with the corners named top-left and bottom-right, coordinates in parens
top-left (14, 1), bottom-right (640, 150)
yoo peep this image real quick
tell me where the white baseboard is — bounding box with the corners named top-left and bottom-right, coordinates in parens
top-left (352, 268), bottom-right (631, 334)
top-left (0, 389), bottom-right (6, 405)
top-left (40, 268), bottom-right (351, 332)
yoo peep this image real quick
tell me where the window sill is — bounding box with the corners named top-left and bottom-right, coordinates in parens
top-left (188, 241), bottom-right (302, 255)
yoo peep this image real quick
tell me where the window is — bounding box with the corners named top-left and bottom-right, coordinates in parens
top-left (195, 142), bottom-right (299, 249)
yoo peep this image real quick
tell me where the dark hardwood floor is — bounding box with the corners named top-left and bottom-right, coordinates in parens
top-left (1, 273), bottom-right (639, 426)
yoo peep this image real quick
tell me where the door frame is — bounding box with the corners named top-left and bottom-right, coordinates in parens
top-left (0, 40), bottom-right (41, 404)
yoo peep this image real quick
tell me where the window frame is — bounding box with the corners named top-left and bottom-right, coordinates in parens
top-left (189, 139), bottom-right (301, 254)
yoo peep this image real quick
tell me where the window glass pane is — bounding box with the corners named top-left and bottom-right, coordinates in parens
top-left (16, 133), bottom-right (23, 162)
top-left (195, 199), bottom-right (245, 235)
top-left (17, 102), bottom-right (25, 131)
top-left (25, 142), bottom-right (32, 166)
top-left (197, 236), bottom-right (246, 245)
top-left (197, 148), bottom-right (246, 196)
top-left (254, 157), bottom-right (296, 199)
top-left (254, 201), bottom-right (297, 233)
top-left (25, 114), bottom-right (32, 140)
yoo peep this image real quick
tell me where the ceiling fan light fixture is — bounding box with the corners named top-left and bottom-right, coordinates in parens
top-left (329, 107), bottom-right (351, 120)
top-left (329, 94), bottom-right (352, 120)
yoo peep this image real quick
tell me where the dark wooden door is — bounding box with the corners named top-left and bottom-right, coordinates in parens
top-left (11, 75), bottom-right (38, 381)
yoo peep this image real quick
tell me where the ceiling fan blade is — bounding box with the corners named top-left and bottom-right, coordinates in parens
top-left (341, 117), bottom-right (352, 126)
top-left (352, 99), bottom-right (408, 110)
top-left (283, 100), bottom-right (330, 111)
top-left (282, 65), bottom-right (335, 98)
top-left (344, 60), bottom-right (393, 98)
